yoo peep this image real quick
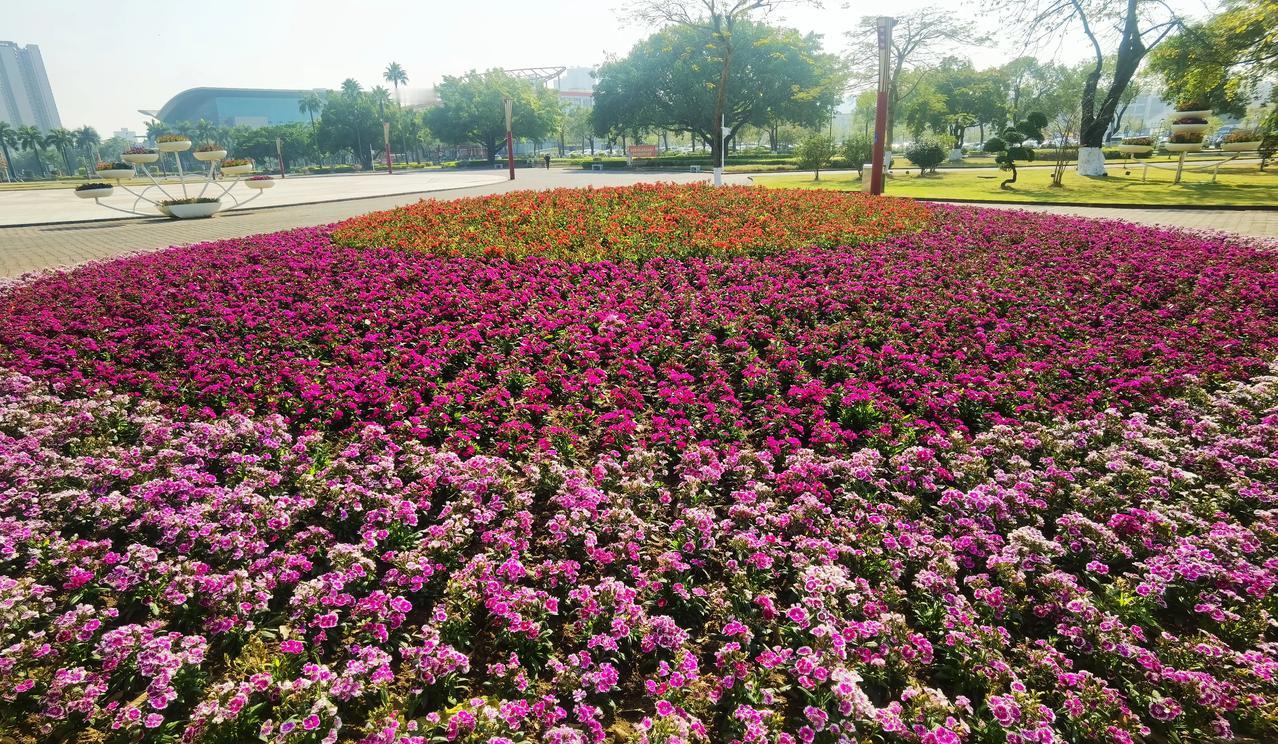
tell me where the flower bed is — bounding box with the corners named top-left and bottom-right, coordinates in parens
top-left (330, 184), bottom-right (932, 260)
top-left (1, 188), bottom-right (1277, 743)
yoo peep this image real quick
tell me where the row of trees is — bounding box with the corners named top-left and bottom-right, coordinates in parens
top-left (0, 123), bottom-right (101, 181)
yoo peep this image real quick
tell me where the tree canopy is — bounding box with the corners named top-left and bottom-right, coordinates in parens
top-left (592, 21), bottom-right (846, 154)
top-left (425, 70), bottom-right (562, 163)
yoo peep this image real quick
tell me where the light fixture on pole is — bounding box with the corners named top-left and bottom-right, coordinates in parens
top-left (713, 114), bottom-right (727, 187)
top-left (503, 97), bottom-right (515, 181)
top-left (870, 16), bottom-right (895, 196)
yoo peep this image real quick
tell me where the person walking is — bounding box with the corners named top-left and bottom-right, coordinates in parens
top-left (543, 154), bottom-right (551, 170)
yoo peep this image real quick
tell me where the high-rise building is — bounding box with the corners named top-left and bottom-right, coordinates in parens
top-left (0, 41), bottom-right (62, 131)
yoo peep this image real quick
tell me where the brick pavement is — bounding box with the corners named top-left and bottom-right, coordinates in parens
top-left (1, 169), bottom-right (1273, 278)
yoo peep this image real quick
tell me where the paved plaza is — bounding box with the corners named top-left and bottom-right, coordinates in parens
top-left (0, 170), bottom-right (510, 226)
top-left (1, 168), bottom-right (1274, 278)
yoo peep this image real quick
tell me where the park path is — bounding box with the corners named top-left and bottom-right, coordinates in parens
top-left (1, 168), bottom-right (1273, 278)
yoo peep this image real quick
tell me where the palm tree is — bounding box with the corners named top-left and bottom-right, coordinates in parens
top-left (370, 85), bottom-right (391, 108)
top-left (384, 62), bottom-right (408, 103)
top-left (299, 92), bottom-right (324, 129)
top-left (193, 119), bottom-right (217, 147)
top-left (18, 126), bottom-right (48, 177)
top-left (74, 125), bottom-right (101, 171)
top-left (145, 120), bottom-right (168, 144)
top-left (341, 78), bottom-right (363, 99)
top-left (46, 128), bottom-right (76, 175)
top-left (0, 121), bottom-right (18, 181)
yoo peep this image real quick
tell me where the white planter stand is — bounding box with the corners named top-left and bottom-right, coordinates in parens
top-left (1221, 142), bottom-right (1261, 152)
top-left (72, 147), bottom-right (277, 219)
top-left (1076, 147), bottom-right (1107, 176)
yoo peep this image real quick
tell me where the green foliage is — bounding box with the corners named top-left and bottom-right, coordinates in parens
top-left (425, 70), bottom-right (561, 163)
top-left (841, 136), bottom-right (873, 173)
top-left (315, 90), bottom-right (384, 169)
top-left (983, 112), bottom-right (1046, 188)
top-left (1149, 0), bottom-right (1276, 117)
top-left (591, 21), bottom-right (846, 152)
top-left (905, 138), bottom-right (948, 173)
top-left (795, 134), bottom-right (837, 180)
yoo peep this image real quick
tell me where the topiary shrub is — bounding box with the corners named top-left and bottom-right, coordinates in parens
top-left (983, 112), bottom-right (1047, 189)
top-left (905, 138), bottom-right (947, 174)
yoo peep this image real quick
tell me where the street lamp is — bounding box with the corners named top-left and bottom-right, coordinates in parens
top-left (378, 98), bottom-right (392, 175)
top-left (503, 97), bottom-right (515, 181)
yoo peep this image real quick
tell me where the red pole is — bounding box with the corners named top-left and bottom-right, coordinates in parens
top-left (384, 122), bottom-right (392, 175)
top-left (870, 17), bottom-right (894, 196)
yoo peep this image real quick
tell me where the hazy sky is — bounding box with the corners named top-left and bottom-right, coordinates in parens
top-left (8, 0), bottom-right (1213, 135)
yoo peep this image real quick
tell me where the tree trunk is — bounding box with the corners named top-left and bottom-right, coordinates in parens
top-left (1000, 163), bottom-right (1017, 189)
top-left (1077, 0), bottom-right (1147, 176)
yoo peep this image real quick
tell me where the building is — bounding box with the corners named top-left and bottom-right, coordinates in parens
top-left (142, 87), bottom-right (325, 128)
top-left (0, 40), bottom-right (62, 130)
top-left (553, 66), bottom-right (595, 108)
top-left (112, 128), bottom-right (140, 143)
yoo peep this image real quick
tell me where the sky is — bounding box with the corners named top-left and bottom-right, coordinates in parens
top-left (7, 0), bottom-right (1215, 135)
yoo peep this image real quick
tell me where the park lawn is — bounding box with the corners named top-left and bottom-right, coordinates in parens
top-left (758, 164), bottom-right (1278, 206)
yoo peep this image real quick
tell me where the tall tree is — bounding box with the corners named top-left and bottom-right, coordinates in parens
top-left (384, 62), bottom-right (409, 103)
top-left (846, 8), bottom-right (981, 151)
top-left (425, 70), bottom-right (562, 163)
top-left (341, 78), bottom-right (364, 99)
top-left (625, 0), bottom-right (809, 165)
top-left (299, 93), bottom-right (324, 129)
top-left (18, 126), bottom-right (48, 177)
top-left (45, 128), bottom-right (76, 175)
top-left (315, 90), bottom-right (381, 168)
top-left (74, 125), bottom-right (101, 171)
top-left (1148, 0), bottom-right (1276, 118)
top-left (593, 21), bottom-right (846, 156)
top-left (0, 122), bottom-right (17, 181)
top-left (996, 0), bottom-right (1181, 175)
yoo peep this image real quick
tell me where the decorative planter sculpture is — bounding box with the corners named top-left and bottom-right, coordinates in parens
top-left (73, 143), bottom-right (274, 220)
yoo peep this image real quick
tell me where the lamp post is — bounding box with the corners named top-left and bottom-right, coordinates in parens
top-left (276, 137), bottom-right (285, 179)
top-left (713, 114), bottom-right (727, 186)
top-left (870, 16), bottom-right (895, 196)
top-left (503, 97), bottom-right (515, 181)
top-left (378, 98), bottom-right (392, 174)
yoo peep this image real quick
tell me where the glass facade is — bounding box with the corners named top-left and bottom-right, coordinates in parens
top-left (155, 88), bottom-right (323, 128)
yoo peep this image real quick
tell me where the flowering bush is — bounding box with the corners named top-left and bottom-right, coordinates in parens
top-left (222, 158), bottom-right (253, 167)
top-left (124, 146), bottom-right (157, 155)
top-left (1119, 137), bottom-right (1153, 146)
top-left (94, 161), bottom-right (131, 171)
top-left (73, 182), bottom-right (112, 191)
top-left (1167, 132), bottom-right (1205, 144)
top-left (196, 143), bottom-right (224, 152)
top-left (248, 174), bottom-right (274, 181)
top-left (156, 134), bottom-right (191, 143)
top-left (330, 184), bottom-right (932, 260)
top-left (1, 190), bottom-right (1276, 742)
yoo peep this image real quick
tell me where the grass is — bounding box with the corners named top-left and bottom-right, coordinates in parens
top-left (756, 164), bottom-right (1278, 207)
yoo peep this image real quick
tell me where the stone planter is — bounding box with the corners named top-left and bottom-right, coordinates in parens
top-left (74, 186), bottom-right (113, 199)
top-left (157, 139), bottom-right (192, 153)
top-left (1116, 144), bottom-right (1153, 155)
top-left (1165, 142), bottom-right (1203, 152)
top-left (221, 164), bottom-right (254, 176)
top-left (1221, 141), bottom-right (1261, 152)
top-left (95, 168), bottom-right (135, 180)
top-left (244, 178), bottom-right (275, 189)
top-left (1169, 123), bottom-right (1209, 135)
top-left (165, 201), bottom-right (221, 219)
top-left (122, 152), bottom-right (160, 165)
top-left (193, 149), bottom-right (227, 161)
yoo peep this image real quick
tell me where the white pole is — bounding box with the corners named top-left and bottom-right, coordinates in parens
top-left (713, 113), bottom-right (725, 186)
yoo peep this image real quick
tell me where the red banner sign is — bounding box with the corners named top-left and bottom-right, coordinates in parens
top-left (628, 144), bottom-right (659, 158)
